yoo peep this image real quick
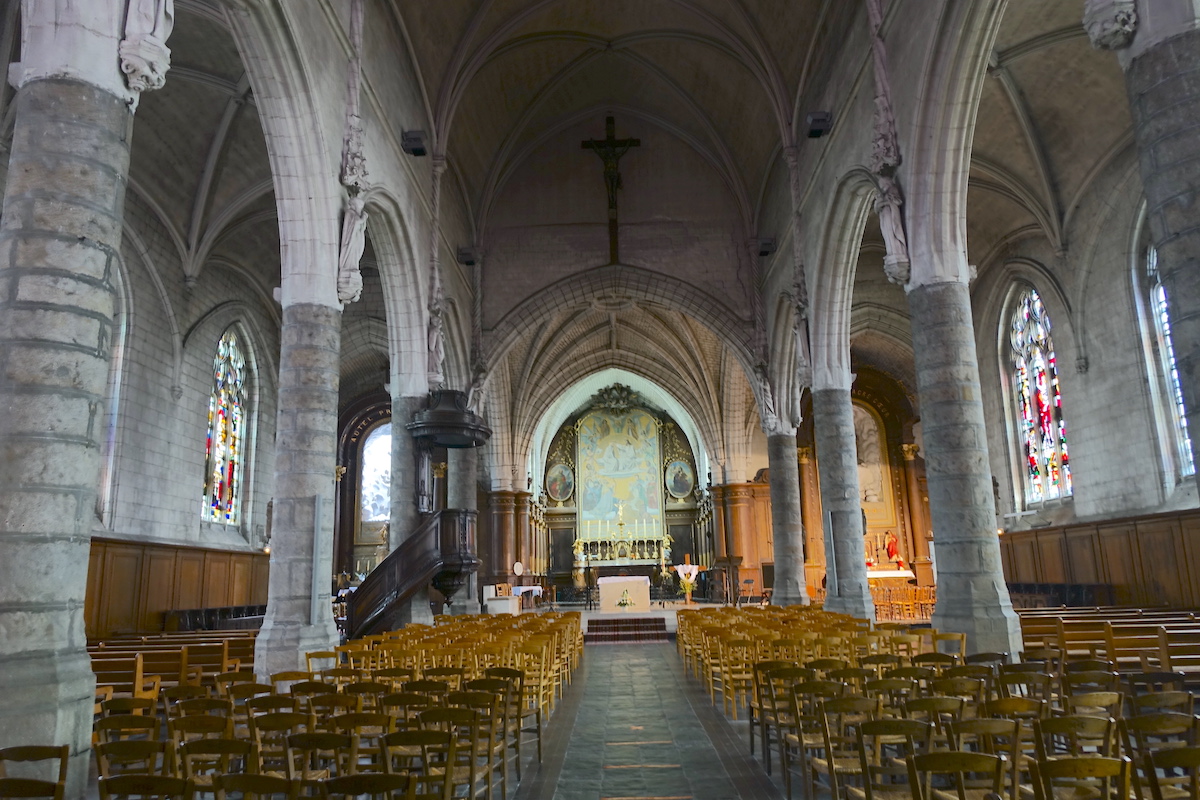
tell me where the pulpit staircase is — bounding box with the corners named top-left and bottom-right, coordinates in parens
top-left (345, 509), bottom-right (478, 639)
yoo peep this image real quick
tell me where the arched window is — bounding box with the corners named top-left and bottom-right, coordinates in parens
top-left (1009, 286), bottom-right (1072, 504)
top-left (360, 422), bottom-right (392, 524)
top-left (1146, 247), bottom-right (1194, 477)
top-left (203, 330), bottom-right (248, 524)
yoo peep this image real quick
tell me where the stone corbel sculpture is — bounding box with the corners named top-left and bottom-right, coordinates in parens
top-left (120, 0), bottom-right (175, 95)
top-left (874, 174), bottom-right (911, 285)
top-left (337, 195), bottom-right (367, 304)
top-left (1084, 0), bottom-right (1138, 50)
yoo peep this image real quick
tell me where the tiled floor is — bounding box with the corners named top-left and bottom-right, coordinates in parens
top-left (514, 643), bottom-right (784, 800)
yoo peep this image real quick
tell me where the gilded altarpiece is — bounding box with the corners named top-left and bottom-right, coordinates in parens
top-left (576, 408), bottom-right (664, 539)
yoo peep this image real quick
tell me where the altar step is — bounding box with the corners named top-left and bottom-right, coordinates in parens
top-left (584, 617), bottom-right (673, 644)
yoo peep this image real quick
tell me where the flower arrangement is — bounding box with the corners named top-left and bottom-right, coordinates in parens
top-left (616, 589), bottom-right (634, 608)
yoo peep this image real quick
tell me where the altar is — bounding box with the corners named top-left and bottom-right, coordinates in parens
top-left (597, 575), bottom-right (650, 612)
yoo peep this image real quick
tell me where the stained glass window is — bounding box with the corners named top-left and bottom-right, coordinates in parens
top-left (1010, 287), bottom-right (1072, 503)
top-left (203, 330), bottom-right (248, 524)
top-left (360, 423), bottom-right (392, 522)
top-left (1148, 247), bottom-right (1195, 476)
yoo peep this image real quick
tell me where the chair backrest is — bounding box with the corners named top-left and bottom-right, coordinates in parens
top-left (100, 698), bottom-right (157, 718)
top-left (95, 715), bottom-right (158, 744)
top-left (95, 742), bottom-right (173, 779)
top-left (211, 772), bottom-right (297, 800)
top-left (907, 750), bottom-right (1005, 800)
top-left (1031, 755), bottom-right (1131, 800)
top-left (179, 739), bottom-right (256, 782)
top-left (0, 777), bottom-right (63, 800)
top-left (0, 747), bottom-right (68, 786)
top-left (857, 718), bottom-right (932, 800)
top-left (320, 773), bottom-right (408, 800)
top-left (1033, 715), bottom-right (1115, 761)
top-left (903, 696), bottom-right (966, 739)
top-left (97, 774), bottom-right (192, 800)
top-left (285, 733), bottom-right (353, 783)
top-left (1145, 746), bottom-right (1200, 800)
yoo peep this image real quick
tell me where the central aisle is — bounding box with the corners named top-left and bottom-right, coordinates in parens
top-left (515, 642), bottom-right (783, 800)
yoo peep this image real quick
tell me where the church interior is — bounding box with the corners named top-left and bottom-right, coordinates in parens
top-left (3, 1), bottom-right (1200, 798)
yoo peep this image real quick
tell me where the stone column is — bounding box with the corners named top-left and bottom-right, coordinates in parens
top-left (908, 281), bottom-right (1020, 654)
top-left (390, 396), bottom-right (425, 551)
top-left (725, 484), bottom-right (752, 598)
top-left (514, 491), bottom-right (532, 578)
top-left (488, 491), bottom-right (516, 583)
top-left (446, 447), bottom-right (480, 614)
top-left (376, 394), bottom-right (433, 626)
top-left (767, 433), bottom-right (808, 605)
top-left (811, 389), bottom-right (875, 620)
top-left (901, 444), bottom-right (934, 586)
top-left (1122, 15), bottom-right (1200, 500)
top-left (255, 305), bottom-right (342, 675)
top-left (797, 446), bottom-right (826, 590)
top-left (0, 74), bottom-right (134, 795)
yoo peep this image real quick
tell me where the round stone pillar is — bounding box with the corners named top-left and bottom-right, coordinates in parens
top-left (0, 76), bottom-right (133, 794)
top-left (488, 492), bottom-right (516, 583)
top-left (1126, 25), bottom-right (1200, 499)
top-left (446, 447), bottom-right (480, 614)
top-left (255, 305), bottom-right (343, 676)
top-left (797, 446), bottom-right (826, 591)
top-left (767, 433), bottom-right (808, 605)
top-left (811, 389), bottom-right (875, 620)
top-left (908, 280), bottom-right (1020, 655)
top-left (390, 396), bottom-right (425, 551)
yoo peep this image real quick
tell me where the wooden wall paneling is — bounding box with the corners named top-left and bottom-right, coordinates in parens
top-left (251, 556), bottom-right (269, 605)
top-left (140, 549), bottom-right (178, 632)
top-left (1097, 524), bottom-right (1142, 604)
top-left (1035, 530), bottom-right (1067, 583)
top-left (1178, 514), bottom-right (1200, 606)
top-left (86, 541), bottom-right (105, 638)
top-left (173, 551), bottom-right (205, 611)
top-left (1011, 537), bottom-right (1038, 583)
top-left (202, 553), bottom-right (231, 607)
top-left (100, 544), bottom-right (143, 637)
top-left (1133, 519), bottom-right (1188, 607)
top-left (228, 555), bottom-right (252, 606)
top-left (1064, 528), bottom-right (1101, 584)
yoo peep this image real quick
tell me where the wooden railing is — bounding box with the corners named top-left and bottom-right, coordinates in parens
top-left (346, 509), bottom-right (478, 638)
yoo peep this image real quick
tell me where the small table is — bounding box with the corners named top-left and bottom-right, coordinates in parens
top-left (597, 576), bottom-right (650, 612)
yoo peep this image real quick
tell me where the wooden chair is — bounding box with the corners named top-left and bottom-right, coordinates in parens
top-left (95, 742), bottom-right (174, 779)
top-left (1029, 755), bottom-right (1131, 800)
top-left (811, 696), bottom-right (881, 799)
top-left (0, 747), bottom-right (68, 800)
top-left (1120, 712), bottom-right (1198, 800)
top-left (100, 698), bottom-right (158, 718)
top-left (318, 773), bottom-right (407, 800)
top-left (1144, 745), bottom-right (1200, 800)
top-left (760, 667), bottom-right (815, 775)
top-left (95, 715), bottom-right (158, 745)
top-left (951, 719), bottom-right (1025, 800)
top-left (284, 733), bottom-right (354, 794)
top-left (907, 750), bottom-right (1006, 800)
top-left (250, 712), bottom-right (313, 777)
top-left (848, 718), bottom-right (933, 800)
top-left (749, 660), bottom-right (795, 762)
top-left (904, 697), bottom-right (966, 747)
top-left (212, 773), bottom-right (298, 800)
top-left (331, 713), bottom-right (394, 775)
top-left (98, 775), bottom-right (192, 800)
top-left (782, 680), bottom-right (846, 800)
top-left (179, 739), bottom-right (257, 790)
top-left (417, 708), bottom-right (488, 800)
top-left (1032, 715), bottom-right (1116, 761)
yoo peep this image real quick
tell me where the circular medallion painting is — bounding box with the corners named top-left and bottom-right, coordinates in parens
top-left (546, 463), bottom-right (575, 502)
top-left (665, 459), bottom-right (695, 499)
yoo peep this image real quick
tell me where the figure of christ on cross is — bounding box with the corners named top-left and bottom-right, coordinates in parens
top-left (582, 115), bottom-right (640, 264)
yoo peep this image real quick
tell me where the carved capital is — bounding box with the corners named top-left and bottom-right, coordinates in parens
top-left (796, 446), bottom-right (813, 464)
top-left (901, 443), bottom-right (920, 461)
top-left (1084, 0), bottom-right (1137, 49)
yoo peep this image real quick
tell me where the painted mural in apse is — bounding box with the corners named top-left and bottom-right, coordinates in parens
top-left (576, 408), bottom-right (664, 534)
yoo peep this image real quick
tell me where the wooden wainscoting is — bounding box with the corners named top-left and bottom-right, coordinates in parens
top-left (86, 537), bottom-right (270, 638)
top-left (999, 510), bottom-right (1200, 608)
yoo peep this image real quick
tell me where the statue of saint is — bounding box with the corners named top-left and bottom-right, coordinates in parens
top-left (337, 195), bottom-right (367, 303)
top-left (874, 174), bottom-right (911, 285)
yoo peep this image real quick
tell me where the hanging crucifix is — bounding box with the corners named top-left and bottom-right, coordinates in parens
top-left (582, 116), bottom-right (640, 264)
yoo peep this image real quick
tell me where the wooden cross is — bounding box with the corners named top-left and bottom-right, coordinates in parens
top-left (582, 116), bottom-right (640, 264)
